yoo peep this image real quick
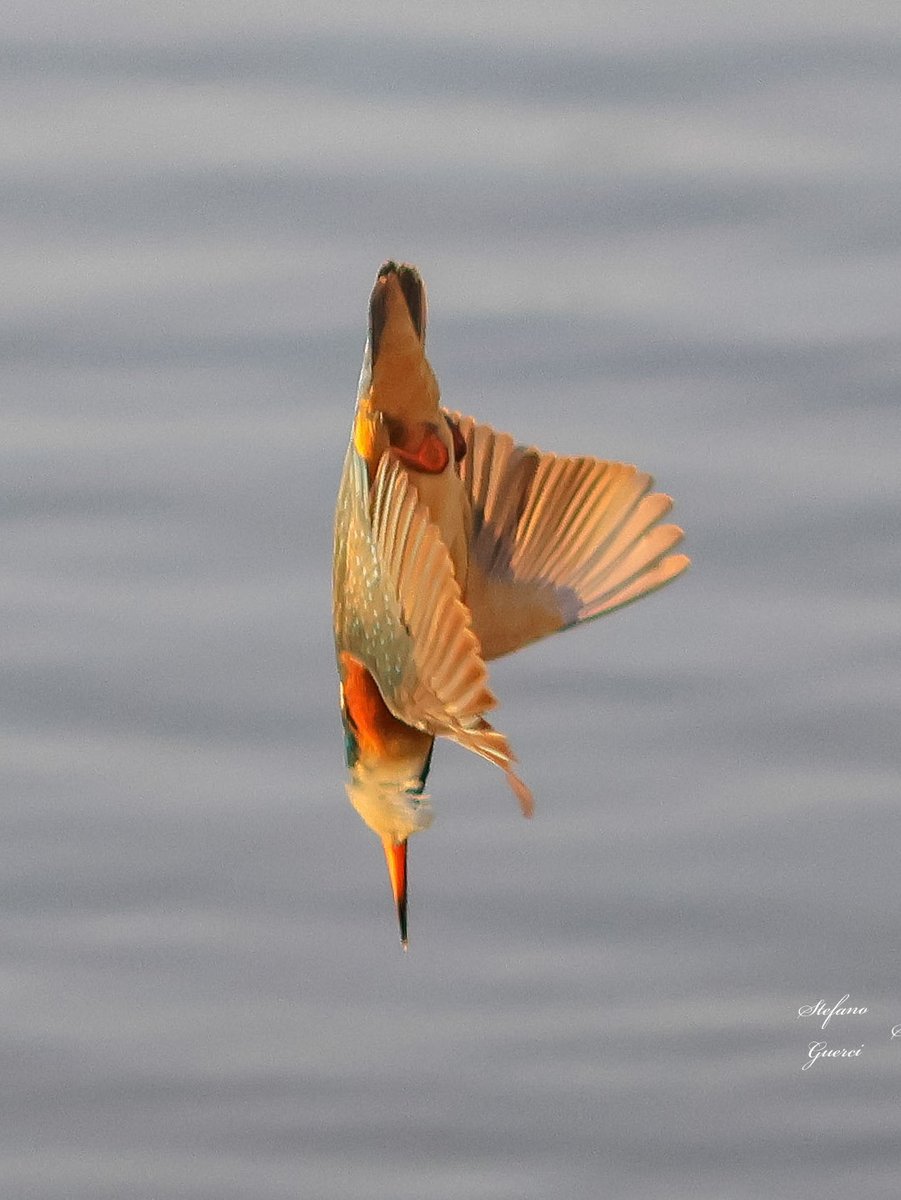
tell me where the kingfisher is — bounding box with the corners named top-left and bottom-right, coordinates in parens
top-left (333, 262), bottom-right (689, 947)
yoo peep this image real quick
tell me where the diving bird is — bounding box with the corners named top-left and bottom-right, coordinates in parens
top-left (333, 261), bottom-right (689, 947)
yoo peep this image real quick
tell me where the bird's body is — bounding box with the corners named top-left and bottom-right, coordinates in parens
top-left (333, 262), bottom-right (689, 945)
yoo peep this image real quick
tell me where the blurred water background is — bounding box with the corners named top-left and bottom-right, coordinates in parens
top-left (4, 3), bottom-right (901, 1197)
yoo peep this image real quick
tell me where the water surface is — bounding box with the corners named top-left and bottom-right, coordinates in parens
top-left (3, 5), bottom-right (901, 1198)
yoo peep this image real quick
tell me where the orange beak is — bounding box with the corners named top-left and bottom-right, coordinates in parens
top-left (381, 836), bottom-right (408, 950)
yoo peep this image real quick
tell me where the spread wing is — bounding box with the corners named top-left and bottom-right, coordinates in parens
top-left (333, 441), bottom-right (532, 813)
top-left (447, 411), bottom-right (690, 661)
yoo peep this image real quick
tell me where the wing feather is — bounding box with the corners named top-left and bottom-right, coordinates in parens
top-left (448, 411), bottom-right (689, 660)
top-left (367, 450), bottom-right (533, 813)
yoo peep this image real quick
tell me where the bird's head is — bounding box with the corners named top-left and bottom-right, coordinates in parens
top-left (339, 652), bottom-right (435, 948)
top-left (343, 735), bottom-right (434, 951)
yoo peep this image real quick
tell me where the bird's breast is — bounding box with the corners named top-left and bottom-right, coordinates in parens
top-left (340, 652), bottom-right (431, 762)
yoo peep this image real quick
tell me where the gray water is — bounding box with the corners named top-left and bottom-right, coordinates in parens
top-left (4, 4), bottom-right (901, 1198)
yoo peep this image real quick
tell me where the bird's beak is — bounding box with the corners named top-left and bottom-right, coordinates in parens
top-left (381, 835), bottom-right (408, 950)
